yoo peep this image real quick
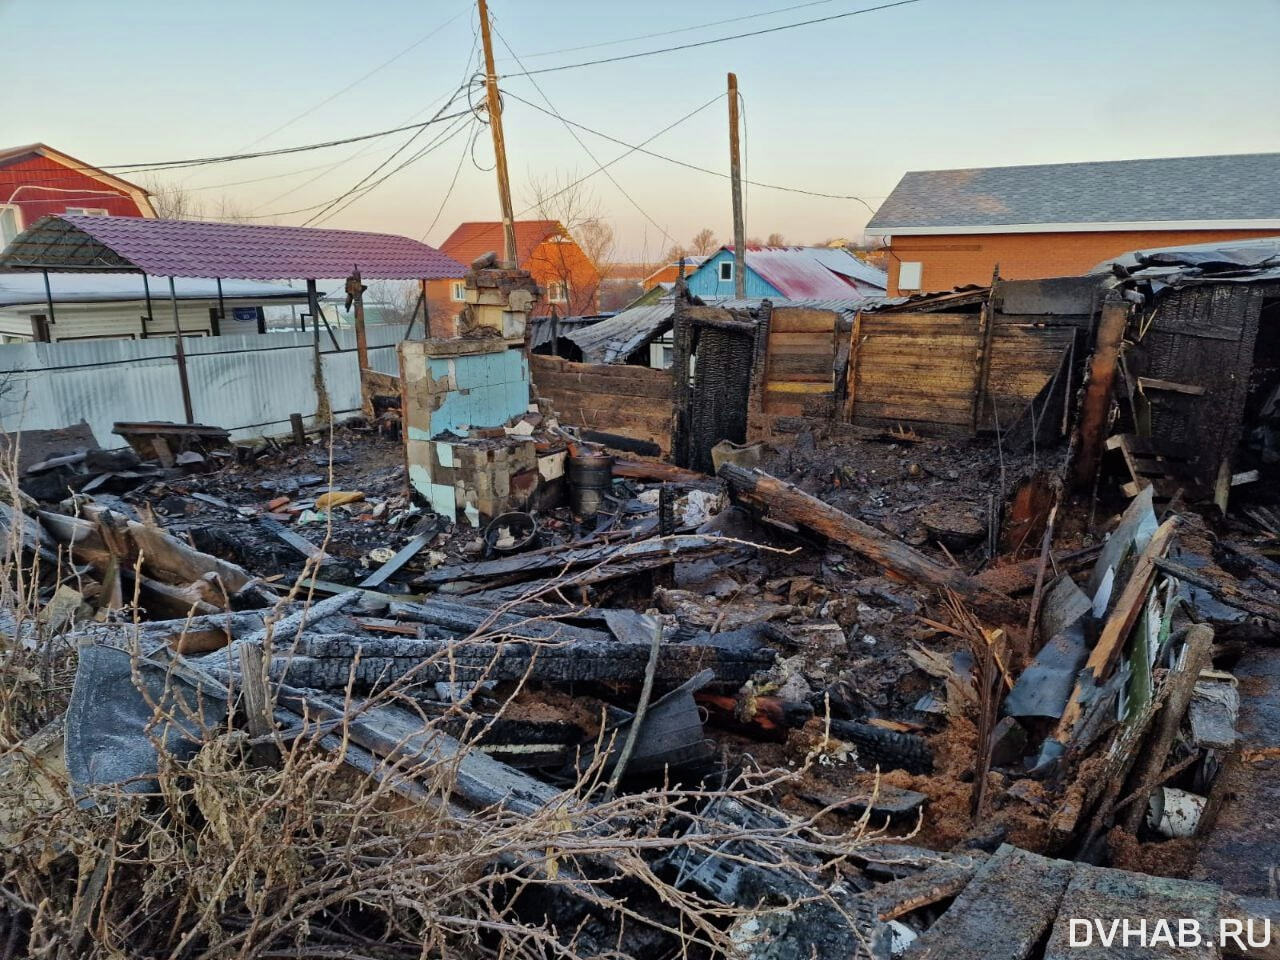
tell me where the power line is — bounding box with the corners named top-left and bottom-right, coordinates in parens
top-left (500, 0), bottom-right (923, 77)
top-left (308, 114), bottom-right (476, 226)
top-left (300, 81), bottom-right (472, 226)
top-left (77, 110), bottom-right (475, 176)
top-left (257, 26), bottom-right (481, 220)
top-left (501, 0), bottom-right (844, 60)
top-left (493, 23), bottom-right (677, 246)
top-left (301, 26), bottom-right (483, 227)
top-left (421, 121), bottom-right (477, 242)
top-left (239, 5), bottom-right (470, 150)
top-left (449, 92), bottom-right (725, 256)
top-left (504, 91), bottom-right (879, 214)
top-left (254, 31), bottom-right (482, 214)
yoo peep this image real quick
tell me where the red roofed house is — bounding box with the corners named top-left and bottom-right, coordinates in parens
top-left (428, 220), bottom-right (600, 336)
top-left (0, 144), bottom-right (156, 249)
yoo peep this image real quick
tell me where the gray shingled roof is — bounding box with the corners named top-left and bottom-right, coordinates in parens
top-left (866, 153), bottom-right (1280, 231)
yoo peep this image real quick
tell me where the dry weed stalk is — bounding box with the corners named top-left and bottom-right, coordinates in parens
top-left (0, 444), bottom-right (883, 959)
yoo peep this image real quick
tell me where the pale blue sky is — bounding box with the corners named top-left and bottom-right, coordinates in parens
top-left (3, 0), bottom-right (1278, 258)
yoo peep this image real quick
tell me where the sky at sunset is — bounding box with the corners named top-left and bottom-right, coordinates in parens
top-left (3, 0), bottom-right (1278, 259)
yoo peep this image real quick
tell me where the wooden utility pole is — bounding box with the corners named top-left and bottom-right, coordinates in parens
top-left (728, 72), bottom-right (746, 299)
top-left (347, 266), bottom-right (371, 416)
top-left (478, 0), bottom-right (517, 268)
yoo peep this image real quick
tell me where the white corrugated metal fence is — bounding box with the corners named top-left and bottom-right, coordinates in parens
top-left (0, 324), bottom-right (409, 447)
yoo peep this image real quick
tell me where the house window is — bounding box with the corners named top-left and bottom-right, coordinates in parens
top-left (451, 281), bottom-right (466, 301)
top-left (0, 205), bottom-right (22, 247)
top-left (64, 207), bottom-right (108, 216)
top-left (898, 261), bottom-right (923, 291)
top-left (548, 281), bottom-right (567, 303)
top-left (719, 261), bottom-right (734, 282)
top-left (649, 334), bottom-right (674, 370)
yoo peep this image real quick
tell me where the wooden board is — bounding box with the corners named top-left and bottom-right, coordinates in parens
top-left (902, 846), bottom-right (1072, 960)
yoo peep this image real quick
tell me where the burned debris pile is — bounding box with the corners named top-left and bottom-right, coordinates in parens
top-left (4, 245), bottom-right (1280, 957)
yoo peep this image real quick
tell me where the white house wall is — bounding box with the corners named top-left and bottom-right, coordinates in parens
top-left (0, 299), bottom-right (276, 342)
top-left (0, 323), bottom-right (409, 447)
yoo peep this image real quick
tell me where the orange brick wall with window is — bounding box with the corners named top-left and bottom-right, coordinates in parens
top-left (885, 228), bottom-right (1280, 296)
top-left (425, 237), bottom-right (600, 338)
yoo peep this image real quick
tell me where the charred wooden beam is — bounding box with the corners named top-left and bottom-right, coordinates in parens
top-left (416, 534), bottom-right (737, 589)
top-left (718, 464), bottom-right (1016, 617)
top-left (266, 632), bottom-right (775, 688)
top-left (1069, 296), bottom-right (1131, 489)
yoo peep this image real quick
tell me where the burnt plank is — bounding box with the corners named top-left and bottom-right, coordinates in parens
top-left (1044, 864), bottom-right (1222, 959)
top-left (902, 845), bottom-right (1072, 960)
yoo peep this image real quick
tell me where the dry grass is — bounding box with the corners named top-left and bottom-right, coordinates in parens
top-left (0, 444), bottom-right (883, 959)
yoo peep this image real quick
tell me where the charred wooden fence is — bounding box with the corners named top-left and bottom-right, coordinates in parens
top-left (529, 354), bottom-right (673, 454)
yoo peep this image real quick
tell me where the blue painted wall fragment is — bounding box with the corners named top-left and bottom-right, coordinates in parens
top-left (685, 249), bottom-right (782, 299)
top-left (426, 349), bottom-right (529, 437)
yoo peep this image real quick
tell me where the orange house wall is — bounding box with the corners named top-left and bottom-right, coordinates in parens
top-left (524, 238), bottom-right (600, 318)
top-left (885, 228), bottom-right (1280, 296)
top-left (425, 238), bottom-right (601, 338)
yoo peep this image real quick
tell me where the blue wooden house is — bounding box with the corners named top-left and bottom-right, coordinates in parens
top-left (685, 246), bottom-right (887, 300)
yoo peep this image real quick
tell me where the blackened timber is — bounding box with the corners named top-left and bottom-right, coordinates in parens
top-left (258, 516), bottom-right (326, 562)
top-left (266, 633), bottom-right (774, 688)
top-left (278, 690), bottom-right (565, 816)
top-left (415, 534), bottom-right (737, 588)
top-left (387, 598), bottom-right (610, 643)
top-left (901, 845), bottom-right (1071, 960)
top-left (1069, 296), bottom-right (1130, 489)
top-left (719, 465), bottom-right (1016, 616)
top-left (359, 529), bottom-right (434, 588)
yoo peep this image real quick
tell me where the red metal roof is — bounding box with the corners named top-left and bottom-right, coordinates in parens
top-left (726, 246), bottom-right (871, 299)
top-left (0, 214), bottom-right (465, 280)
top-left (439, 220), bottom-right (563, 271)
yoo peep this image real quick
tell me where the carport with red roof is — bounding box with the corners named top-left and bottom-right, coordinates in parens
top-left (0, 214), bottom-right (465, 421)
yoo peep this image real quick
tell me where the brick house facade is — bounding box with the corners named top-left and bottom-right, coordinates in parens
top-left (427, 220), bottom-right (600, 337)
top-left (866, 153), bottom-right (1280, 296)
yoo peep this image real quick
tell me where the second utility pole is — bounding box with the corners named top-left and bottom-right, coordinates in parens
top-left (478, 0), bottom-right (518, 268)
top-left (728, 72), bottom-right (746, 299)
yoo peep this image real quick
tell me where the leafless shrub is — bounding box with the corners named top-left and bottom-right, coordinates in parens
top-left (0, 442), bottom-right (882, 959)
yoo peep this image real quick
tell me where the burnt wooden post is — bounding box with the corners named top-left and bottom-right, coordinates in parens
top-left (842, 309), bottom-right (864, 422)
top-left (167, 276), bottom-right (195, 424)
top-left (290, 413), bottom-right (307, 446)
top-left (1070, 295), bottom-right (1132, 489)
top-left (970, 270), bottom-right (1001, 435)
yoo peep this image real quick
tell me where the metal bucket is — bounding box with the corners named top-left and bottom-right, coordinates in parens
top-left (483, 511), bottom-right (538, 553)
top-left (568, 453), bottom-right (614, 519)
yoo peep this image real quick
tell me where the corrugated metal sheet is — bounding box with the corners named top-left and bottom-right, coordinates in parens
top-left (564, 300), bottom-right (674, 363)
top-left (715, 297), bottom-right (866, 324)
top-left (1, 215), bottom-right (464, 280)
top-left (0, 323), bottom-right (410, 446)
top-left (564, 295), bottom-right (871, 363)
top-left (801, 247), bottom-right (888, 290)
top-left (686, 247), bottom-right (886, 300)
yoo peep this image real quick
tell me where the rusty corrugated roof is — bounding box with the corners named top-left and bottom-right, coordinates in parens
top-left (722, 246), bottom-right (887, 298)
top-left (0, 214), bottom-right (465, 280)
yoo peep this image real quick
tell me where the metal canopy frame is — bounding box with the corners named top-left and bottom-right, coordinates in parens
top-left (0, 215), bottom-right (459, 427)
